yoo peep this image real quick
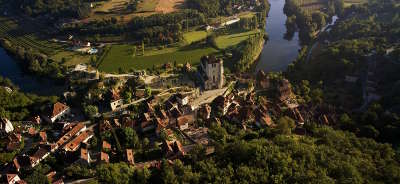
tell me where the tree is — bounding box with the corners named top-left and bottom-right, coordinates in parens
top-left (132, 46), bottom-right (137, 57)
top-left (142, 138), bottom-right (150, 149)
top-left (123, 90), bottom-right (132, 103)
top-left (276, 116), bottom-right (296, 134)
top-left (142, 41), bottom-right (145, 56)
top-left (84, 105), bottom-right (98, 118)
top-left (122, 127), bottom-right (139, 148)
top-left (312, 11), bottom-right (327, 30)
top-left (145, 87), bottom-right (152, 97)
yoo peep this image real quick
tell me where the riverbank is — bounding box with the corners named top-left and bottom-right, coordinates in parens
top-left (0, 46), bottom-right (66, 96)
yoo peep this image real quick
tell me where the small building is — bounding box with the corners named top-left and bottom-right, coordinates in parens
top-left (63, 130), bottom-right (94, 152)
top-left (0, 118), bottom-right (14, 134)
top-left (162, 140), bottom-right (185, 159)
top-left (29, 116), bottom-right (42, 125)
top-left (176, 93), bottom-right (190, 106)
top-left (110, 90), bottom-right (124, 111)
top-left (42, 102), bottom-right (71, 123)
top-left (102, 141), bottom-right (111, 151)
top-left (199, 104), bottom-right (212, 120)
top-left (4, 174), bottom-right (24, 184)
top-left (30, 147), bottom-right (51, 168)
top-left (176, 114), bottom-right (194, 130)
top-left (76, 148), bottom-right (91, 166)
top-left (99, 152), bottom-right (109, 163)
top-left (37, 131), bottom-right (47, 145)
top-left (126, 149), bottom-right (134, 166)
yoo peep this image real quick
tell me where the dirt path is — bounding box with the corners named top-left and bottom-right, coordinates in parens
top-left (155, 0), bottom-right (184, 13)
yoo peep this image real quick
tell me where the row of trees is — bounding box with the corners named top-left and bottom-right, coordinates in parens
top-left (0, 39), bottom-right (67, 80)
top-left (61, 10), bottom-right (206, 45)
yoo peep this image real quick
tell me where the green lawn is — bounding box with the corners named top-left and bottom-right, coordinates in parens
top-left (215, 29), bottom-right (261, 49)
top-left (98, 44), bottom-right (218, 72)
top-left (183, 31), bottom-right (208, 44)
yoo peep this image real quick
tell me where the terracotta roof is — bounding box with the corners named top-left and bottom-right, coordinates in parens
top-left (46, 171), bottom-right (56, 182)
top-left (63, 130), bottom-right (93, 152)
top-left (39, 131), bottom-right (47, 142)
top-left (102, 141), bottom-right (111, 150)
top-left (177, 114), bottom-right (194, 126)
top-left (52, 179), bottom-right (64, 184)
top-left (13, 157), bottom-right (20, 171)
top-left (51, 102), bottom-right (69, 118)
top-left (80, 148), bottom-right (89, 161)
top-left (126, 149), bottom-right (134, 165)
top-left (56, 123), bottom-right (85, 147)
top-left (100, 152), bottom-right (109, 163)
top-left (30, 147), bottom-right (49, 164)
top-left (7, 174), bottom-right (18, 183)
top-left (28, 127), bottom-right (37, 136)
top-left (100, 120), bottom-right (112, 132)
top-left (111, 90), bottom-right (121, 101)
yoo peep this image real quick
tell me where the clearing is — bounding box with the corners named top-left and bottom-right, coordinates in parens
top-left (183, 31), bottom-right (208, 44)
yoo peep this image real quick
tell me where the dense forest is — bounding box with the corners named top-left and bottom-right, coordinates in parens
top-left (287, 0), bottom-right (400, 147)
top-left (11, 0), bottom-right (92, 18)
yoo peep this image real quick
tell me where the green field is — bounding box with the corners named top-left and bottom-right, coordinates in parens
top-left (98, 44), bottom-right (218, 72)
top-left (183, 31), bottom-right (208, 44)
top-left (215, 29), bottom-right (261, 49)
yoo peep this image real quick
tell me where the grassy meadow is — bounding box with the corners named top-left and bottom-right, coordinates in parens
top-left (98, 44), bottom-right (218, 72)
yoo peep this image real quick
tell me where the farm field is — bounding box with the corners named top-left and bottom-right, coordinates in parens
top-left (0, 16), bottom-right (92, 65)
top-left (215, 29), bottom-right (261, 49)
top-left (183, 31), bottom-right (208, 44)
top-left (51, 51), bottom-right (92, 66)
top-left (137, 0), bottom-right (159, 12)
top-left (98, 44), bottom-right (218, 72)
top-left (155, 0), bottom-right (184, 13)
top-left (90, 0), bottom-right (183, 22)
top-left (0, 16), bottom-right (64, 55)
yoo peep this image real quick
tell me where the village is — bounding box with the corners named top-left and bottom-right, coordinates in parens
top-left (0, 53), bottom-right (338, 184)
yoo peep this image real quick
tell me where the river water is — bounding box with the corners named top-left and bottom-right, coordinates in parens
top-left (0, 48), bottom-right (64, 96)
top-left (256, 0), bottom-right (301, 72)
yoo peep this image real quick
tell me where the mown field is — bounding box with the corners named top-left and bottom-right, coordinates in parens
top-left (98, 44), bottom-right (218, 72)
top-left (183, 31), bottom-right (208, 44)
top-left (215, 29), bottom-right (261, 49)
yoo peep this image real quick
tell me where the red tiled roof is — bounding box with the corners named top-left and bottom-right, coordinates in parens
top-left (63, 130), bottom-right (93, 152)
top-left (102, 141), bottom-right (111, 150)
top-left (51, 102), bottom-right (69, 118)
top-left (56, 123), bottom-right (85, 147)
top-left (39, 131), bottom-right (47, 142)
top-left (7, 174), bottom-right (18, 183)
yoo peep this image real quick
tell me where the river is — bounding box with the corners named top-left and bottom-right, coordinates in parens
top-left (256, 0), bottom-right (301, 72)
top-left (0, 48), bottom-right (65, 96)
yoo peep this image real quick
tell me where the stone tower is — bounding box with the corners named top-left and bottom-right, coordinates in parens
top-left (200, 56), bottom-right (224, 90)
